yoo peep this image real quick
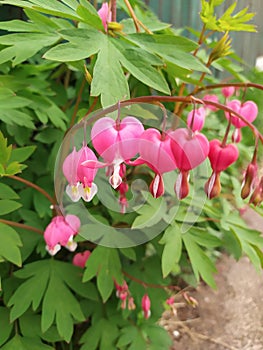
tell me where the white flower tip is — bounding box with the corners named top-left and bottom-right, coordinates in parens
top-left (66, 184), bottom-right (81, 202)
top-left (46, 244), bottom-right (61, 256)
top-left (80, 183), bottom-right (98, 202)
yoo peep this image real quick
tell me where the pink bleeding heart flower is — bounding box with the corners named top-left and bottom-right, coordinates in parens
top-left (208, 139), bottom-right (239, 173)
top-left (77, 145), bottom-right (98, 202)
top-left (98, 2), bottom-right (112, 31)
top-left (44, 214), bottom-right (80, 256)
top-left (117, 182), bottom-right (129, 214)
top-left (72, 250), bottom-right (91, 268)
top-left (83, 116), bottom-right (144, 189)
top-left (249, 176), bottom-right (263, 206)
top-left (222, 86), bottom-right (235, 98)
top-left (169, 128), bottom-right (209, 199)
top-left (203, 94), bottom-right (219, 111)
top-left (187, 107), bottom-right (206, 132)
top-left (141, 294), bottom-right (151, 319)
top-left (225, 100), bottom-right (258, 129)
top-left (169, 128), bottom-right (209, 172)
top-left (205, 139), bottom-right (239, 199)
top-left (63, 145), bottom-right (98, 202)
top-left (63, 147), bottom-right (81, 202)
top-left (134, 128), bottom-right (177, 198)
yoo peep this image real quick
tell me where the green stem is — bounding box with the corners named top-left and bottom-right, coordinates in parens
top-left (7, 175), bottom-right (56, 206)
top-left (70, 78), bottom-right (86, 127)
top-left (0, 219), bottom-right (43, 234)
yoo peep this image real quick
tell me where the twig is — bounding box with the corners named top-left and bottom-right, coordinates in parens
top-left (123, 0), bottom-right (152, 34)
top-left (0, 219), bottom-right (43, 235)
top-left (7, 175), bottom-right (56, 206)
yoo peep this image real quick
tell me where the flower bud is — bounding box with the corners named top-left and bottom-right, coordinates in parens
top-left (204, 172), bottom-right (221, 199)
top-left (241, 162), bottom-right (258, 199)
top-left (222, 86), bottom-right (235, 98)
top-left (231, 128), bottom-right (242, 143)
top-left (249, 177), bottom-right (263, 206)
top-left (141, 294), bottom-right (151, 319)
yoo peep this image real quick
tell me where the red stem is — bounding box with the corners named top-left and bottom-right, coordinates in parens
top-left (7, 175), bottom-right (56, 206)
top-left (0, 219), bottom-right (43, 234)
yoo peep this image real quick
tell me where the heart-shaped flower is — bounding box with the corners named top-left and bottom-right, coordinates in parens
top-left (225, 100), bottom-right (258, 128)
top-left (83, 116), bottom-right (144, 189)
top-left (132, 128), bottom-right (177, 198)
top-left (169, 128), bottom-right (209, 172)
top-left (208, 139), bottom-right (239, 172)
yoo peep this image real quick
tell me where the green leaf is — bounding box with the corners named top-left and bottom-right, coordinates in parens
top-left (91, 36), bottom-right (130, 107)
top-left (76, 4), bottom-right (104, 30)
top-left (0, 307), bottom-right (13, 346)
top-left (142, 324), bottom-right (172, 350)
top-left (8, 260), bottom-right (86, 341)
top-left (126, 33), bottom-right (210, 73)
top-left (119, 247), bottom-right (136, 261)
top-left (9, 146), bottom-right (36, 163)
top-left (0, 110), bottom-right (35, 129)
top-left (83, 247), bottom-right (123, 302)
top-left (0, 33), bottom-right (60, 65)
top-left (113, 40), bottom-right (170, 94)
top-left (0, 223), bottom-right (22, 266)
top-left (0, 199), bottom-right (22, 215)
top-left (182, 231), bottom-right (217, 288)
top-left (132, 194), bottom-right (167, 229)
top-left (159, 224), bottom-right (182, 278)
top-left (1, 334), bottom-right (54, 350)
top-left (0, 131), bottom-right (12, 165)
top-left (5, 161), bottom-right (22, 176)
top-left (0, 183), bottom-right (19, 199)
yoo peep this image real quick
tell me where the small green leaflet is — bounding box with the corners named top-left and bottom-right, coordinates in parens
top-left (159, 224), bottom-right (182, 278)
top-left (83, 246), bottom-right (123, 302)
top-left (0, 131), bottom-right (12, 165)
top-left (1, 334), bottom-right (54, 350)
top-left (0, 307), bottom-right (13, 346)
top-left (0, 183), bottom-right (19, 199)
top-left (8, 260), bottom-right (91, 342)
top-left (0, 200), bottom-right (22, 216)
top-left (0, 223), bottom-right (22, 266)
top-left (182, 230), bottom-right (217, 288)
top-left (9, 146), bottom-right (36, 163)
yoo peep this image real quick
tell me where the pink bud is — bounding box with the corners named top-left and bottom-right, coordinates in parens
top-left (249, 177), bottom-right (263, 206)
top-left (225, 100), bottom-right (258, 128)
top-left (187, 107), bottom-right (206, 132)
top-left (204, 172), bottom-right (221, 199)
top-left (241, 162), bottom-right (258, 199)
top-left (208, 139), bottom-right (239, 172)
top-left (203, 94), bottom-right (219, 111)
top-left (141, 294), bottom-right (151, 319)
top-left (166, 296), bottom-right (175, 306)
top-left (72, 250), bottom-right (91, 268)
top-left (128, 297), bottom-right (136, 310)
top-left (169, 128), bottom-right (209, 172)
top-left (222, 86), bottom-right (235, 98)
top-left (98, 2), bottom-right (112, 31)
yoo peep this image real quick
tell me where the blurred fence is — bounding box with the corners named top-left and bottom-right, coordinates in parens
top-left (145, 0), bottom-right (263, 67)
top-left (0, 1), bottom-right (262, 66)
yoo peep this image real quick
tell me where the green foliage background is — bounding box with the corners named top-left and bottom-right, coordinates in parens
top-left (0, 0), bottom-right (262, 349)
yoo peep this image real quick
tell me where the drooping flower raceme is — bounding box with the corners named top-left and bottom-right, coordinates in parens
top-left (134, 128), bottom-right (177, 198)
top-left (83, 116), bottom-right (144, 189)
top-left (63, 145), bottom-right (98, 202)
top-left (205, 139), bottom-right (239, 199)
top-left (169, 128), bottom-right (210, 199)
top-left (44, 214), bottom-right (80, 256)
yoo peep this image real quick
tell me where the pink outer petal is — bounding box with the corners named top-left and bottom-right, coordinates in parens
top-left (139, 128), bottom-right (177, 174)
top-left (225, 100), bottom-right (258, 128)
top-left (65, 214), bottom-right (81, 234)
top-left (98, 3), bottom-right (111, 31)
top-left (62, 147), bottom-right (80, 185)
top-left (77, 146), bottom-right (98, 187)
top-left (91, 116), bottom-right (144, 163)
top-left (169, 128), bottom-right (209, 171)
top-left (81, 159), bottom-right (109, 169)
top-left (203, 94), bottom-right (219, 111)
top-left (222, 86), bottom-right (235, 98)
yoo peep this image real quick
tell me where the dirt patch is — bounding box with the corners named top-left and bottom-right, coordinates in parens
top-left (161, 208), bottom-right (263, 350)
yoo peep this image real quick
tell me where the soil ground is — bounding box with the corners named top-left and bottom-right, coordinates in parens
top-left (161, 208), bottom-right (263, 350)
